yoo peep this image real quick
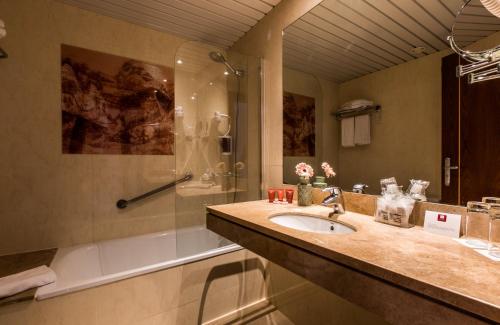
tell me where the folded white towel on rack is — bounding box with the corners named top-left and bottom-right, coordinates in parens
top-left (0, 265), bottom-right (56, 298)
top-left (340, 99), bottom-right (374, 111)
top-left (341, 117), bottom-right (355, 147)
top-left (354, 114), bottom-right (371, 145)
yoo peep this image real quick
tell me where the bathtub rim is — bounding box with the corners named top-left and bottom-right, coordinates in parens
top-left (35, 229), bottom-right (242, 300)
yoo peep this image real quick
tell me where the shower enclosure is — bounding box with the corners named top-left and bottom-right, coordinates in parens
top-left (35, 42), bottom-right (262, 300)
top-left (174, 42), bottom-right (262, 257)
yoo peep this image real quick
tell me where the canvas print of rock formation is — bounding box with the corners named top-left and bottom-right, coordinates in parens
top-left (283, 91), bottom-right (315, 157)
top-left (61, 44), bottom-right (174, 155)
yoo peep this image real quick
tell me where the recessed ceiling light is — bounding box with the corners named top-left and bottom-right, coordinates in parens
top-left (209, 82), bottom-right (214, 86)
top-left (410, 46), bottom-right (426, 55)
top-left (176, 59), bottom-right (183, 64)
top-left (163, 79), bottom-right (167, 82)
top-left (224, 71), bottom-right (229, 75)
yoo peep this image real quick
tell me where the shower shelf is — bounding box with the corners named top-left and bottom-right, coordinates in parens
top-left (177, 186), bottom-right (245, 198)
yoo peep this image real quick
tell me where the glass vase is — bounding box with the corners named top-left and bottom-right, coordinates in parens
top-left (313, 176), bottom-right (327, 189)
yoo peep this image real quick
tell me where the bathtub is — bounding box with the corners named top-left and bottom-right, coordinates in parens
top-left (36, 227), bottom-right (241, 300)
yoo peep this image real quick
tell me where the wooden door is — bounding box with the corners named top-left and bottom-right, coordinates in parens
top-left (442, 54), bottom-right (500, 205)
top-left (442, 54), bottom-right (460, 204)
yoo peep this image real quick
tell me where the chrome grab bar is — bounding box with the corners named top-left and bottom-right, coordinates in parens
top-left (116, 172), bottom-right (193, 209)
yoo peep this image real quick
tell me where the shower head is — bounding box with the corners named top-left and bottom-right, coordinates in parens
top-left (209, 51), bottom-right (226, 63)
top-left (208, 51), bottom-right (244, 77)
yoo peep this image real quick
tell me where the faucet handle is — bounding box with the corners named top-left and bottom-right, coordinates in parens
top-left (322, 187), bottom-right (333, 193)
top-left (323, 186), bottom-right (342, 196)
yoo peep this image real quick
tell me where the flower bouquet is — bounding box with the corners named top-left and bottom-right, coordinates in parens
top-left (295, 162), bottom-right (314, 206)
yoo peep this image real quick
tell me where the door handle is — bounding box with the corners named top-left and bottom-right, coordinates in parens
top-left (444, 157), bottom-right (459, 186)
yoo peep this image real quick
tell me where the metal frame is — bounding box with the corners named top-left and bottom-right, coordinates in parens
top-left (448, 0), bottom-right (500, 83)
top-left (333, 105), bottom-right (381, 120)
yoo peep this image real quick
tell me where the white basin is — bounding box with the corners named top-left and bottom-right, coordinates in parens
top-left (269, 214), bottom-right (355, 234)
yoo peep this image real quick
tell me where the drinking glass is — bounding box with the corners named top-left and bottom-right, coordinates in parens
top-left (482, 197), bottom-right (500, 204)
top-left (276, 189), bottom-right (284, 202)
top-left (267, 189), bottom-right (276, 203)
top-left (484, 198), bottom-right (500, 258)
top-left (285, 189), bottom-right (294, 204)
top-left (489, 206), bottom-right (500, 258)
top-left (464, 201), bottom-right (490, 249)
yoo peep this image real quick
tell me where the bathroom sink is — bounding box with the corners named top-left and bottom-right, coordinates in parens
top-left (269, 214), bottom-right (355, 234)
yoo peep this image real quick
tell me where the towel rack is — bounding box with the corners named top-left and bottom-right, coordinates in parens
top-left (116, 172), bottom-right (193, 209)
top-left (333, 105), bottom-right (381, 120)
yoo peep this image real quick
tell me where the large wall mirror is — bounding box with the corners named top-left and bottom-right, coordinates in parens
top-left (282, 0), bottom-right (500, 205)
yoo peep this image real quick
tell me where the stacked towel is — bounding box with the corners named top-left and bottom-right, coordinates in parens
top-left (339, 99), bottom-right (373, 147)
top-left (341, 117), bottom-right (355, 147)
top-left (354, 114), bottom-right (371, 145)
top-left (0, 265), bottom-right (56, 298)
top-left (340, 99), bottom-right (373, 111)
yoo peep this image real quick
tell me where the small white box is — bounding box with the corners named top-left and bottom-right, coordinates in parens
top-left (423, 211), bottom-right (461, 238)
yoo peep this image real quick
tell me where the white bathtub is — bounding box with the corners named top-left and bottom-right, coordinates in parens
top-left (36, 227), bottom-right (241, 300)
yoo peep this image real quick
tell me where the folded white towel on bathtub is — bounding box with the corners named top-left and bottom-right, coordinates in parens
top-left (0, 265), bottom-right (56, 298)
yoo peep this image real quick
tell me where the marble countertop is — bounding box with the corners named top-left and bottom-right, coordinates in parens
top-left (207, 200), bottom-right (500, 322)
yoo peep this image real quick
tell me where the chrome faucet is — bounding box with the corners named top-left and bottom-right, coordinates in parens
top-left (352, 183), bottom-right (368, 194)
top-left (321, 186), bottom-right (345, 219)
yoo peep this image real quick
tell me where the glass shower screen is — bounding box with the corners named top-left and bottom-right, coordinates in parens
top-left (174, 41), bottom-right (261, 258)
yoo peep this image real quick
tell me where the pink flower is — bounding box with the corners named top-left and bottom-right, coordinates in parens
top-left (295, 162), bottom-right (314, 179)
top-left (321, 162), bottom-right (336, 178)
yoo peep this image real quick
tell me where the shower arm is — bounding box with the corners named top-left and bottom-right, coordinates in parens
top-left (116, 172), bottom-right (193, 209)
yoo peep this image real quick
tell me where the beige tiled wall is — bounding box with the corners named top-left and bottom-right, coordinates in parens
top-left (0, 0), bottom-right (186, 255)
top-left (0, 0), bottom-right (262, 254)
